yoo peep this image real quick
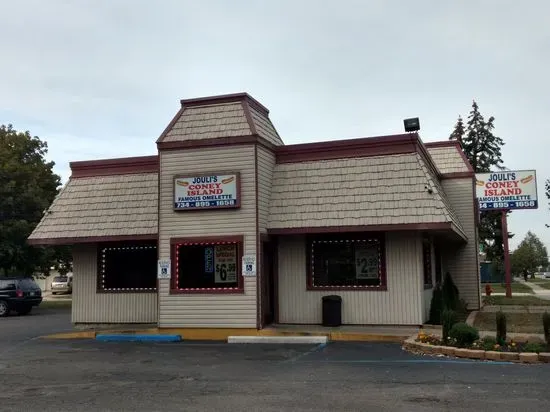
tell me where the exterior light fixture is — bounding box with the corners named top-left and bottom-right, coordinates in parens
top-left (404, 117), bottom-right (420, 132)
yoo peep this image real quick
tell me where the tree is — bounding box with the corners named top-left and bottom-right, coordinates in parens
top-left (449, 101), bottom-right (509, 266)
top-left (511, 231), bottom-right (549, 274)
top-left (0, 124), bottom-right (71, 277)
top-left (546, 179), bottom-right (550, 227)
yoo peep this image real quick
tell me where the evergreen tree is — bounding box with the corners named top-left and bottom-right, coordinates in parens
top-left (449, 101), bottom-right (509, 267)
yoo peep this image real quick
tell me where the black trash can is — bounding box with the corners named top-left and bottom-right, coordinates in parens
top-left (322, 295), bottom-right (342, 327)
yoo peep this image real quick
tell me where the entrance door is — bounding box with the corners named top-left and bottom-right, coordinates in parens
top-left (261, 241), bottom-right (276, 327)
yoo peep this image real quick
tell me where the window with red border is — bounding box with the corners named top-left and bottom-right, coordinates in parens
top-left (171, 237), bottom-right (244, 293)
top-left (307, 234), bottom-right (387, 290)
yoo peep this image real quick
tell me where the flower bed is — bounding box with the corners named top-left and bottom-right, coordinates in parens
top-left (402, 329), bottom-right (550, 363)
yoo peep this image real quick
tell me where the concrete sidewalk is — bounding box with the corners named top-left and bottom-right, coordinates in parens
top-left (516, 279), bottom-right (550, 300)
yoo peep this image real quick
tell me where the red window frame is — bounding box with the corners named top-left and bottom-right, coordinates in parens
top-left (306, 233), bottom-right (387, 291)
top-left (170, 235), bottom-right (244, 294)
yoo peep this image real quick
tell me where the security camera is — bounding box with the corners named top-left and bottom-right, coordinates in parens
top-left (424, 185), bottom-right (433, 194)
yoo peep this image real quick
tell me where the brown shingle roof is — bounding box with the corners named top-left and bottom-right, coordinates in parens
top-left (267, 152), bottom-right (467, 239)
top-left (157, 93), bottom-right (284, 147)
top-left (28, 173), bottom-right (158, 245)
top-left (425, 143), bottom-right (473, 174)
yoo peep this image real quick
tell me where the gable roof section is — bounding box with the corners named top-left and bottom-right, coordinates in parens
top-left (267, 151), bottom-right (467, 240)
top-left (157, 92), bottom-right (284, 149)
top-left (28, 157), bottom-right (158, 246)
top-left (425, 141), bottom-right (474, 176)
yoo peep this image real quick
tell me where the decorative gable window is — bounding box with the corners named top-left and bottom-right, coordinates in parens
top-left (97, 241), bottom-right (157, 292)
top-left (170, 236), bottom-right (244, 294)
top-left (307, 234), bottom-right (387, 290)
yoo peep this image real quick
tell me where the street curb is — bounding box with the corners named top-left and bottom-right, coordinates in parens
top-left (41, 328), bottom-right (410, 343)
top-left (96, 334), bottom-right (182, 343)
top-left (228, 336), bottom-right (328, 344)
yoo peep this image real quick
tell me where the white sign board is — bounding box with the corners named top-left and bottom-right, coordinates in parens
top-left (174, 173), bottom-right (239, 210)
top-left (242, 255), bottom-right (256, 277)
top-left (354, 244), bottom-right (379, 279)
top-left (157, 260), bottom-right (171, 279)
top-left (476, 170), bottom-right (538, 211)
top-left (214, 245), bottom-right (237, 283)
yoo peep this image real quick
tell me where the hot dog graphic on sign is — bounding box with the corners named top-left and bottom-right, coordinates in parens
top-left (475, 170), bottom-right (538, 210)
top-left (174, 173), bottom-right (239, 210)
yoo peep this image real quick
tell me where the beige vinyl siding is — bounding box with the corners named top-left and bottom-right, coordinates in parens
top-left (278, 232), bottom-right (423, 325)
top-left (72, 244), bottom-right (158, 324)
top-left (158, 146), bottom-right (257, 328)
top-left (441, 178), bottom-right (480, 310)
top-left (257, 145), bottom-right (276, 233)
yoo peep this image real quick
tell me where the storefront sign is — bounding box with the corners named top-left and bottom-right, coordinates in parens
top-left (157, 260), bottom-right (171, 279)
top-left (242, 255), bottom-right (256, 277)
top-left (174, 173), bottom-right (240, 210)
top-left (354, 245), bottom-right (379, 279)
top-left (476, 170), bottom-right (538, 210)
top-left (214, 245), bottom-right (237, 283)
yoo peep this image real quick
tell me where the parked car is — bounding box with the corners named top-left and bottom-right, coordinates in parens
top-left (51, 275), bottom-right (72, 295)
top-left (0, 277), bottom-right (43, 317)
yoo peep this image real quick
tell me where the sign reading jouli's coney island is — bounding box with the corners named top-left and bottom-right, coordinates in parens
top-left (174, 173), bottom-right (240, 210)
top-left (475, 170), bottom-right (538, 210)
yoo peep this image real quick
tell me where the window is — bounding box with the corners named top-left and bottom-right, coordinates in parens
top-left (171, 236), bottom-right (244, 293)
top-left (98, 242), bottom-right (157, 292)
top-left (423, 238), bottom-right (433, 288)
top-left (308, 234), bottom-right (386, 290)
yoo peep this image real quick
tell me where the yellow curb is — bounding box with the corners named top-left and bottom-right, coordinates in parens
top-left (41, 328), bottom-right (410, 342)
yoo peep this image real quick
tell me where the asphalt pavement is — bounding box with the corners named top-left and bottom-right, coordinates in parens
top-left (1, 308), bottom-right (550, 411)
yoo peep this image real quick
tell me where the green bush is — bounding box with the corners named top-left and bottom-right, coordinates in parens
top-left (442, 272), bottom-right (460, 311)
top-left (480, 336), bottom-right (498, 351)
top-left (496, 311), bottom-right (507, 345)
top-left (428, 285), bottom-right (443, 325)
top-left (522, 342), bottom-right (545, 353)
top-left (543, 312), bottom-right (550, 345)
top-left (449, 323), bottom-right (479, 347)
top-left (441, 309), bottom-right (458, 344)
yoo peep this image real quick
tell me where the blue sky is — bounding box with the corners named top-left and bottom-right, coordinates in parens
top-left (1, 0), bottom-right (549, 250)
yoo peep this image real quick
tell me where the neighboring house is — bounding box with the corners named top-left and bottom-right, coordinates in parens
top-left (27, 92), bottom-right (479, 328)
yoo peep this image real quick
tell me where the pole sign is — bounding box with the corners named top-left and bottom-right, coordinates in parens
top-left (475, 170), bottom-right (538, 211)
top-left (174, 173), bottom-right (240, 210)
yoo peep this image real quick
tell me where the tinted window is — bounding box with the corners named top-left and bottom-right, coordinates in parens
top-left (53, 276), bottom-right (67, 282)
top-left (0, 280), bottom-right (16, 290)
top-left (17, 278), bottom-right (39, 289)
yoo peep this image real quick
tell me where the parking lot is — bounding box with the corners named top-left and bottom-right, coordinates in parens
top-left (2, 308), bottom-right (550, 411)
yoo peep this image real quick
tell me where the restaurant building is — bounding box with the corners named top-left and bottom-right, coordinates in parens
top-left (28, 93), bottom-right (480, 329)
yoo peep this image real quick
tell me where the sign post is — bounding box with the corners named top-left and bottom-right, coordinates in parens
top-left (501, 211), bottom-right (512, 298)
top-left (475, 170), bottom-right (538, 299)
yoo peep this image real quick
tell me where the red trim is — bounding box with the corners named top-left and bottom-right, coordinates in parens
top-left (157, 135), bottom-right (276, 152)
top-left (156, 107), bottom-right (185, 143)
top-left (415, 140), bottom-right (442, 178)
top-left (268, 222), bottom-right (454, 235)
top-left (243, 100), bottom-right (258, 135)
top-left (169, 235), bottom-right (244, 295)
top-left (306, 233), bottom-right (387, 291)
top-left (455, 145), bottom-right (475, 173)
top-left (441, 172), bottom-right (475, 179)
top-left (276, 133), bottom-right (417, 164)
top-left (70, 155), bottom-right (158, 178)
top-left (424, 141), bottom-right (458, 148)
top-left (27, 234), bottom-right (157, 246)
top-left (180, 92), bottom-right (270, 116)
top-left (173, 172), bottom-right (241, 211)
